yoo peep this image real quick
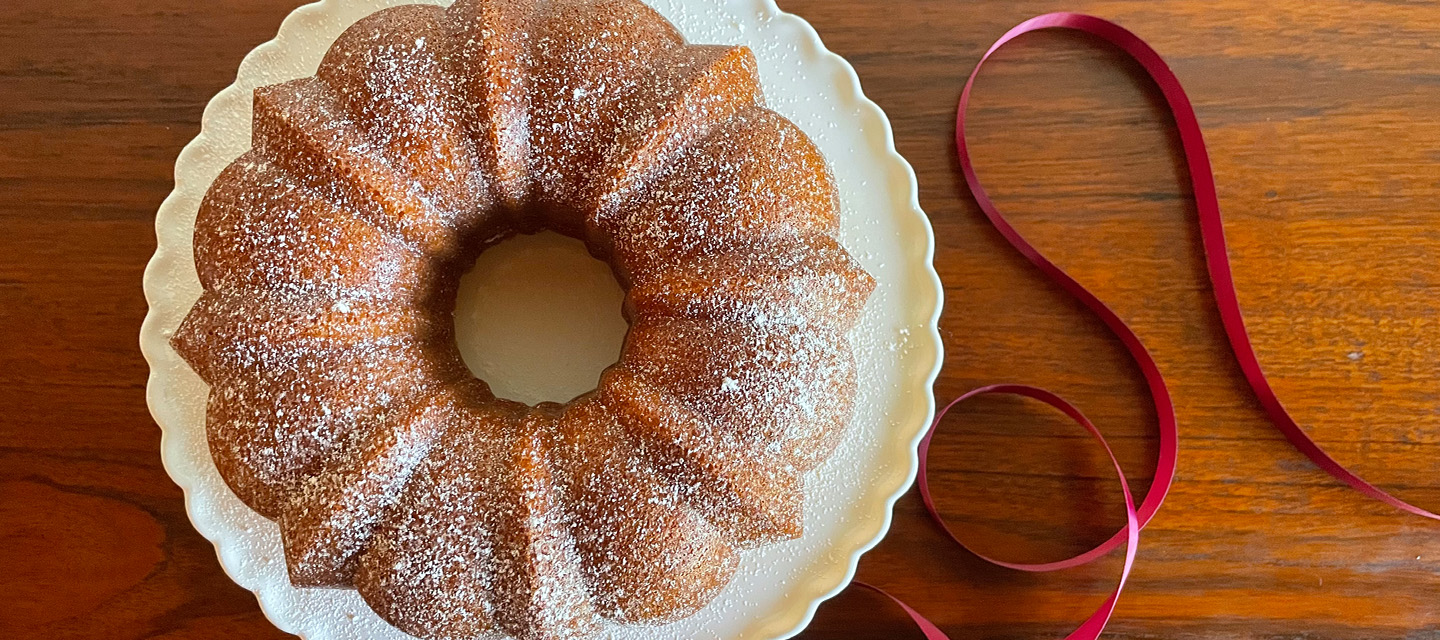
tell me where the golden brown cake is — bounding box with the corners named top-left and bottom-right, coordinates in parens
top-left (170, 0), bottom-right (875, 638)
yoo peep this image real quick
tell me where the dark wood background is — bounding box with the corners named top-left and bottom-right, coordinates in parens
top-left (4, 0), bottom-right (1439, 638)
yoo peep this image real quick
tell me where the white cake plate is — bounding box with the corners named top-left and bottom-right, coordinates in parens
top-left (140, 0), bottom-right (944, 637)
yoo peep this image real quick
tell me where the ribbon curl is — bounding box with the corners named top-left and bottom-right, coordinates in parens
top-left (854, 11), bottom-right (1437, 640)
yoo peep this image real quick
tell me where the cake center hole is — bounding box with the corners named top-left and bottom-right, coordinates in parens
top-left (454, 231), bottom-right (628, 406)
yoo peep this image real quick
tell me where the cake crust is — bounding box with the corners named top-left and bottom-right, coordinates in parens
top-left (172, 1), bottom-right (875, 638)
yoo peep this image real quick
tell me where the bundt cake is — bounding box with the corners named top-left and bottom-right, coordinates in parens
top-left (170, 0), bottom-right (875, 637)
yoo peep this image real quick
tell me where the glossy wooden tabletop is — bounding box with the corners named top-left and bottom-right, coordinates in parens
top-left (4, 0), bottom-right (1439, 638)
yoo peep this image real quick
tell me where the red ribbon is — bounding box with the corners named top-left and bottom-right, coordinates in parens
top-left (853, 11), bottom-right (1438, 640)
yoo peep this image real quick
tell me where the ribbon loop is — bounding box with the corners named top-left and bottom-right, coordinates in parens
top-left (918, 385), bottom-right (1139, 639)
top-left (919, 385), bottom-right (1139, 574)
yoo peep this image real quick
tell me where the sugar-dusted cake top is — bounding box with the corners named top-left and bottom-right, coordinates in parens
top-left (171, 1), bottom-right (873, 638)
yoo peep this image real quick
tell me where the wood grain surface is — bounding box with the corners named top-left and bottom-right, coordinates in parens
top-left (2, 0), bottom-right (1438, 638)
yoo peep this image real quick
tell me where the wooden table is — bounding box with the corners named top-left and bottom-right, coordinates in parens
top-left (4, 0), bottom-right (1439, 638)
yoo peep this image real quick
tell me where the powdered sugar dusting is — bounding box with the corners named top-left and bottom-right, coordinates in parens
top-left (170, 0), bottom-right (876, 638)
